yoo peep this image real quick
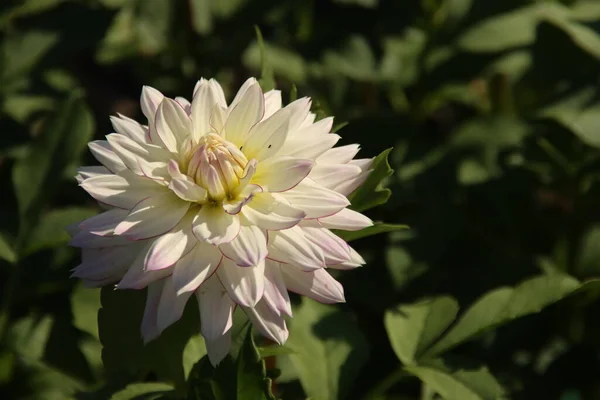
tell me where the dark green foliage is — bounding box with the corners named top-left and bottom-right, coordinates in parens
top-left (3, 0), bottom-right (600, 399)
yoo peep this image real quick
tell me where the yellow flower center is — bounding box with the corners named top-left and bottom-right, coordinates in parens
top-left (186, 133), bottom-right (249, 201)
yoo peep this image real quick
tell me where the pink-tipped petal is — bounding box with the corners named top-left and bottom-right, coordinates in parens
top-left (216, 258), bottom-right (265, 307)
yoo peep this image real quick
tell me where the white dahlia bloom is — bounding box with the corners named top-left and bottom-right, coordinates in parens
top-left (71, 77), bottom-right (373, 365)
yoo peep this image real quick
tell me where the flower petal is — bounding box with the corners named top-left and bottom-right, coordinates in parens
top-left (242, 192), bottom-right (305, 231)
top-left (173, 242), bottom-right (222, 294)
top-left (88, 141), bottom-right (126, 173)
top-left (114, 193), bottom-right (190, 240)
top-left (117, 244), bottom-right (173, 289)
top-left (252, 156), bottom-right (313, 192)
top-left (241, 107), bottom-right (290, 160)
top-left (280, 267), bottom-right (345, 303)
top-left (71, 244), bottom-right (139, 285)
top-left (192, 206), bottom-right (240, 245)
top-left (110, 114), bottom-right (148, 144)
top-left (196, 274), bottom-right (234, 340)
top-left (216, 258), bottom-right (265, 307)
top-left (192, 78), bottom-right (227, 140)
top-left (141, 280), bottom-right (164, 343)
top-left (155, 98), bottom-right (192, 153)
top-left (219, 223), bottom-right (267, 267)
top-left (267, 225), bottom-right (325, 270)
top-left (79, 208), bottom-right (128, 236)
top-left (300, 225), bottom-right (350, 264)
top-left (205, 331), bottom-right (232, 366)
top-left (263, 260), bottom-right (292, 317)
top-left (280, 179), bottom-right (350, 218)
top-left (144, 210), bottom-right (196, 271)
top-left (223, 83), bottom-right (264, 146)
top-left (140, 86), bottom-right (164, 144)
top-left (76, 166), bottom-right (110, 183)
top-left (316, 144), bottom-right (361, 164)
top-left (328, 246), bottom-right (366, 270)
top-left (242, 300), bottom-right (288, 344)
top-left (308, 163), bottom-right (362, 190)
top-left (263, 89), bottom-right (282, 119)
top-left (80, 170), bottom-right (167, 209)
top-left (105, 133), bottom-right (170, 180)
top-left (156, 276), bottom-right (194, 334)
top-left (318, 208), bottom-right (373, 231)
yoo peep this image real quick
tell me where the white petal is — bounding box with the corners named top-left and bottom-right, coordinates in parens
top-left (228, 77), bottom-right (258, 110)
top-left (69, 230), bottom-right (131, 248)
top-left (105, 133), bottom-right (170, 180)
top-left (263, 260), bottom-right (292, 317)
top-left (318, 208), bottom-right (373, 231)
top-left (114, 193), bottom-right (190, 240)
top-left (223, 83), bottom-right (264, 146)
top-left (242, 192), bottom-right (305, 231)
top-left (140, 86), bottom-right (164, 145)
top-left (328, 246), bottom-right (366, 270)
top-left (252, 156), bottom-right (313, 192)
top-left (210, 104), bottom-right (227, 133)
top-left (196, 274), bottom-right (234, 340)
top-left (241, 107), bottom-right (290, 160)
top-left (332, 169), bottom-right (371, 196)
top-left (175, 96), bottom-right (192, 113)
top-left (308, 163), bottom-right (362, 190)
top-left (219, 223), bottom-right (267, 267)
top-left (205, 331), bottom-right (232, 366)
top-left (222, 184), bottom-right (261, 215)
top-left (110, 114), bottom-right (148, 144)
top-left (301, 225), bottom-right (350, 265)
top-left (317, 144), bottom-right (360, 164)
top-left (79, 208), bottom-right (128, 235)
top-left (156, 276), bottom-right (194, 334)
top-left (117, 243), bottom-right (173, 289)
top-left (192, 79), bottom-right (226, 140)
top-left (76, 166), bottom-right (110, 183)
top-left (88, 141), bottom-right (126, 173)
top-left (173, 242), bottom-right (222, 294)
top-left (280, 179), bottom-right (350, 218)
top-left (80, 170), bottom-right (167, 209)
top-left (278, 118), bottom-right (338, 159)
top-left (284, 97), bottom-right (312, 132)
top-left (263, 89), bottom-right (282, 119)
top-left (267, 225), bottom-right (325, 270)
top-left (144, 210), bottom-right (196, 271)
top-left (216, 258), bottom-right (264, 307)
top-left (167, 160), bottom-right (208, 203)
top-left (280, 266), bottom-right (345, 303)
top-left (192, 206), bottom-right (240, 245)
top-left (350, 158), bottom-right (373, 170)
top-left (141, 280), bottom-right (164, 343)
top-left (242, 300), bottom-right (288, 344)
top-left (71, 244), bottom-right (138, 285)
top-left (155, 98), bottom-right (192, 153)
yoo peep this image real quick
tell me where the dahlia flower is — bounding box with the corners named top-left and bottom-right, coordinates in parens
top-left (71, 77), bottom-right (373, 365)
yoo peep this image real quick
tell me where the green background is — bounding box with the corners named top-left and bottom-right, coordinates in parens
top-left (3, 0), bottom-right (600, 399)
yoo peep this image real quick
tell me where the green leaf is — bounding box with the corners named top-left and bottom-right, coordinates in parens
top-left (71, 284), bottom-right (101, 340)
top-left (24, 207), bottom-right (97, 256)
top-left (243, 42), bottom-right (307, 84)
top-left (576, 225), bottom-right (600, 277)
top-left (99, 287), bottom-right (201, 392)
top-left (335, 223), bottom-right (409, 242)
top-left (12, 96), bottom-right (94, 240)
top-left (425, 274), bottom-right (580, 357)
top-left (322, 35), bottom-right (377, 81)
top-left (349, 148), bottom-right (394, 212)
top-left (385, 297), bottom-right (459, 365)
top-left (257, 345), bottom-right (296, 359)
top-left (110, 382), bottom-right (175, 400)
top-left (236, 328), bottom-right (276, 400)
top-left (0, 234), bottom-right (17, 264)
top-left (456, 3), bottom-right (566, 53)
top-left (183, 334), bottom-right (207, 380)
top-left (254, 26), bottom-right (275, 92)
top-left (287, 298), bottom-right (369, 400)
top-left (405, 358), bottom-right (508, 400)
top-left (6, 314), bottom-right (54, 360)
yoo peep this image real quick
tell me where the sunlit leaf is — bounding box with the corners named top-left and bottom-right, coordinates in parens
top-left (405, 358), bottom-right (508, 400)
top-left (425, 274), bottom-right (580, 357)
top-left (287, 298), bottom-right (369, 400)
top-left (385, 297), bottom-right (459, 365)
top-left (0, 234), bottom-right (17, 264)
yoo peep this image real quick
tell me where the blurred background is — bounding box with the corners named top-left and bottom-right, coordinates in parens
top-left (3, 0), bottom-right (600, 399)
